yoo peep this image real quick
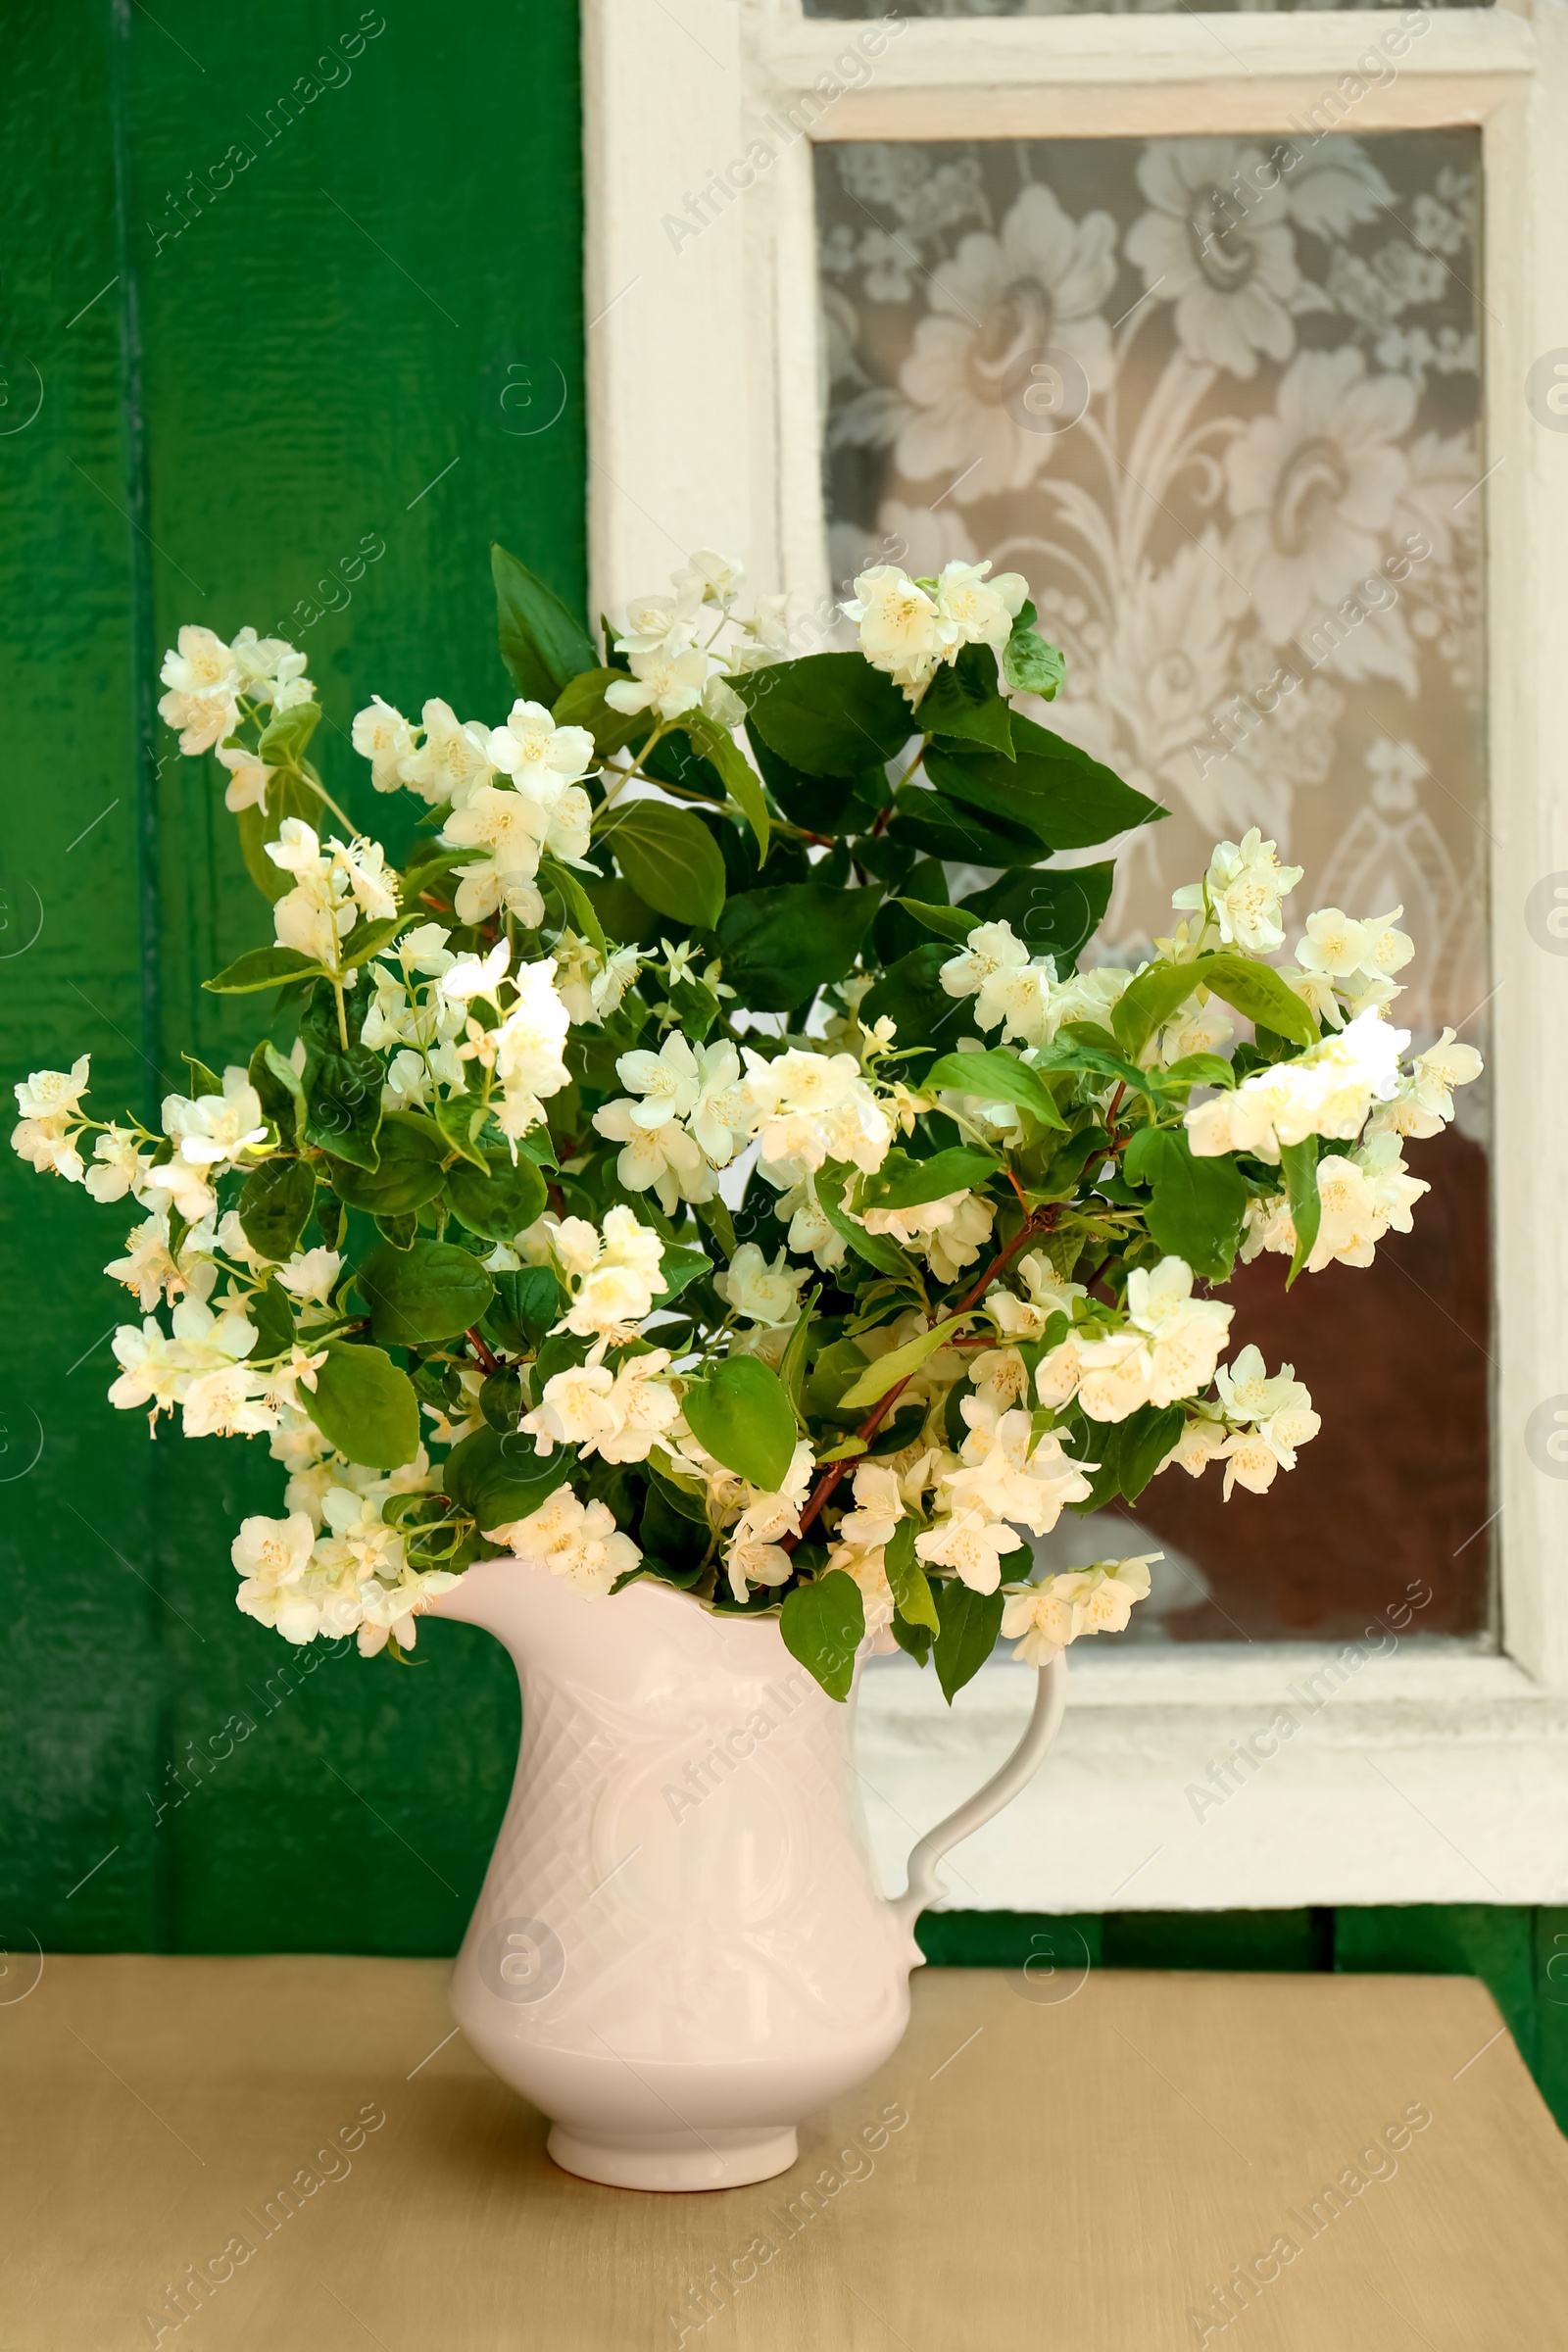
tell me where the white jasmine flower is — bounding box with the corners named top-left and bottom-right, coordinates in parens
top-left (1185, 1008), bottom-right (1407, 1162)
top-left (591, 1102), bottom-right (709, 1217)
top-left (158, 626), bottom-right (239, 754)
top-left (742, 1047), bottom-right (894, 1181)
top-left (615, 579), bottom-right (704, 658)
top-left (1295, 906), bottom-right (1373, 980)
top-left (613, 1031), bottom-right (701, 1130)
top-left (442, 785), bottom-right (550, 927)
top-left (107, 1318), bottom-right (188, 1423)
top-left (162, 1068), bottom-right (268, 1171)
top-left (1214, 1343), bottom-right (1307, 1425)
top-left (1408, 1027), bottom-right (1484, 1123)
top-left (230, 628), bottom-right (311, 708)
top-left (276, 1249), bottom-right (341, 1305)
top-left (1159, 1413), bottom-right (1229, 1480)
top-left (180, 1363), bottom-right (277, 1439)
top-left (105, 1216), bottom-right (185, 1310)
top-left (216, 746), bottom-right (273, 813)
top-left (967, 1346), bottom-right (1032, 1413)
top-left (861, 1188), bottom-right (995, 1284)
top-left (713, 1243), bottom-right (809, 1328)
top-left (771, 1176), bottom-right (848, 1272)
top-left (915, 1505), bottom-right (1027, 1596)
top-left (1154, 992), bottom-right (1235, 1066)
top-left (604, 646), bottom-right (711, 721)
top-left (686, 1041), bottom-right (754, 1168)
top-left (723, 1442), bottom-right (815, 1601)
top-left (399, 698), bottom-right (494, 808)
top-left (486, 698), bottom-right (596, 793)
top-left (940, 1398), bottom-right (1096, 1545)
top-left (1002, 1554), bottom-right (1158, 1661)
top-left (440, 939), bottom-right (511, 1003)
top-left (11, 1116), bottom-right (85, 1183)
top-left (1124, 1256), bottom-right (1233, 1406)
top-left (487, 1486), bottom-right (640, 1599)
top-left (988, 1253), bottom-right (1085, 1344)
top-left (932, 558), bottom-right (1029, 651)
top-left (523, 1362), bottom-right (620, 1456)
top-left (15, 1055), bottom-right (91, 1124)
top-left (1172, 827), bottom-right (1303, 956)
top-left (841, 564), bottom-right (948, 697)
top-left (352, 695), bottom-right (417, 792)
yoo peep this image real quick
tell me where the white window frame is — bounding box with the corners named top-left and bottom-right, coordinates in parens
top-left (582, 0), bottom-right (1568, 1911)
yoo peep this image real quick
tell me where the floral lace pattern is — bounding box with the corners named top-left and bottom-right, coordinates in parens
top-left (816, 131), bottom-right (1487, 1045)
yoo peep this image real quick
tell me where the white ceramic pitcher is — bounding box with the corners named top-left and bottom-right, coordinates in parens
top-left (433, 1557), bottom-right (1065, 2191)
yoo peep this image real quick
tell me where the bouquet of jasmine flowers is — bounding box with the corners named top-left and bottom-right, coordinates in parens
top-left (11, 546), bottom-right (1480, 1699)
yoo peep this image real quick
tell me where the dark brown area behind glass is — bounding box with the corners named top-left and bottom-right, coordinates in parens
top-left (1117, 1133), bottom-right (1492, 1641)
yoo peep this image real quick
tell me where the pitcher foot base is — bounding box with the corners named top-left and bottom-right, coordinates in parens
top-left (546, 2122), bottom-right (799, 2192)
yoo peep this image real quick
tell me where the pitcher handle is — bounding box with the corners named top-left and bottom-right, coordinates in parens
top-left (891, 1651), bottom-right (1067, 1931)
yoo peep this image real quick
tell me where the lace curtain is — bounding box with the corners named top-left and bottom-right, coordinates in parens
top-left (816, 132), bottom-right (1492, 1639)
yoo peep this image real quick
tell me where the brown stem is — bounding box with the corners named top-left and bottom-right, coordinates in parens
top-left (785, 1207), bottom-right (1051, 1552)
top-left (466, 1326), bottom-right (501, 1376)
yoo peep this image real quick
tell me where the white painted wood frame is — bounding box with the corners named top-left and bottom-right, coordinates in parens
top-left (581, 0), bottom-right (1568, 1910)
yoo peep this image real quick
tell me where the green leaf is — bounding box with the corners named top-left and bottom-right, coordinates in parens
top-left (778, 1290), bottom-right (817, 1410)
top-left (584, 873), bottom-right (662, 949)
top-left (730, 652), bottom-right (911, 778)
top-left (236, 1157), bottom-right (315, 1263)
top-left (480, 1366), bottom-right (524, 1432)
top-left (651, 1244), bottom-right (710, 1307)
top-left (682, 716), bottom-right (770, 865)
top-left (492, 543), bottom-right (597, 703)
top-left (1002, 604), bottom-right (1066, 701)
top-left (445, 1152), bottom-right (549, 1245)
top-left (442, 1423), bottom-right (569, 1529)
top-left (917, 645), bottom-right (1013, 758)
top-left (304, 1042), bottom-right (384, 1172)
top-left (431, 1093), bottom-right (490, 1172)
top-left (959, 863), bottom-right (1114, 972)
top-left (682, 1355), bottom-right (798, 1491)
top-left (1161, 1053), bottom-right (1236, 1092)
top-left (1280, 1136), bottom-right (1321, 1290)
top-left (309, 1341), bottom-right (420, 1471)
top-left (1000, 713), bottom-right (1166, 850)
top-left (858, 1146), bottom-right (998, 1213)
top-left (182, 1054), bottom-right (222, 1098)
top-left (483, 1264), bottom-right (563, 1354)
top-left (744, 722), bottom-right (887, 839)
top-left (248, 1039), bottom-right (305, 1146)
top-left (247, 1277), bottom-right (296, 1361)
top-left (1111, 960), bottom-right (1210, 1058)
top-left (858, 942), bottom-right (965, 1071)
top-left (340, 913), bottom-right (418, 972)
top-left (715, 881), bottom-right (880, 1013)
top-left (359, 1240), bottom-right (496, 1348)
top-left (933, 1579), bottom-right (1004, 1704)
top-left (203, 945), bottom-right (326, 995)
top-left (1122, 1126), bottom-right (1247, 1283)
top-left (374, 1212), bottom-right (419, 1251)
top-left (538, 851), bottom-right (608, 955)
top-left (694, 1192), bottom-right (737, 1260)
top-left (884, 1516), bottom-right (939, 1634)
top-left (256, 700), bottom-right (323, 768)
top-left (896, 898), bottom-right (979, 945)
top-left (886, 789), bottom-right (1047, 868)
top-left (814, 1167), bottom-right (912, 1279)
top-left (1197, 953), bottom-right (1318, 1050)
top-left (323, 1115), bottom-right (445, 1215)
top-left (1034, 1034), bottom-right (1157, 1101)
top-left (837, 1316), bottom-right (968, 1413)
top-left (780, 1570), bottom-right (865, 1703)
top-left (553, 667), bottom-right (644, 759)
top-left (924, 1050), bottom-right (1069, 1133)
top-left (602, 800), bottom-right (726, 931)
top-left (233, 767), bottom-right (323, 905)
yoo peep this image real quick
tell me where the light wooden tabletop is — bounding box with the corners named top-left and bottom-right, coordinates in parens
top-left (2, 1953), bottom-right (1564, 2350)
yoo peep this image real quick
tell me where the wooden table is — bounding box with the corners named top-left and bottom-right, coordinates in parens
top-left (3, 1955), bottom-right (1565, 2349)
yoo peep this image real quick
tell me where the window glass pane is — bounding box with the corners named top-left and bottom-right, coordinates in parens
top-left (816, 132), bottom-right (1491, 1642)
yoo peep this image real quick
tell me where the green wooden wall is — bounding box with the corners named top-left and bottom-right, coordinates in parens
top-left (1, 0), bottom-right (584, 1958)
top-left (2, 0), bottom-right (1561, 2141)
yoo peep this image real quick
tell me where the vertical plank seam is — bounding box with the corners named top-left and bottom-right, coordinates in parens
top-left (108, 0), bottom-right (172, 1953)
